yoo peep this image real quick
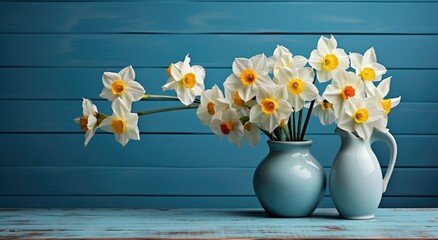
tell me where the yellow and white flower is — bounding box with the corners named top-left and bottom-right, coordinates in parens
top-left (224, 54), bottom-right (274, 102)
top-left (275, 67), bottom-right (318, 111)
top-left (249, 85), bottom-right (293, 133)
top-left (269, 45), bottom-right (308, 75)
top-left (196, 85), bottom-right (224, 125)
top-left (162, 55), bottom-right (205, 106)
top-left (350, 47), bottom-right (387, 94)
top-left (99, 98), bottom-right (140, 147)
top-left (322, 70), bottom-right (365, 118)
top-left (100, 65), bottom-right (145, 106)
top-left (308, 96), bottom-right (336, 126)
top-left (309, 35), bottom-right (349, 83)
top-left (210, 108), bottom-right (244, 147)
top-left (338, 97), bottom-right (385, 139)
top-left (74, 98), bottom-right (98, 147)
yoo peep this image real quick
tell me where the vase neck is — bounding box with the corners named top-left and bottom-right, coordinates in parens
top-left (267, 140), bottom-right (313, 153)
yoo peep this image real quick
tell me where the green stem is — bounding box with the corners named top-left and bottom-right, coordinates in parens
top-left (297, 110), bottom-right (303, 141)
top-left (282, 125), bottom-right (291, 141)
top-left (136, 104), bottom-right (198, 116)
top-left (142, 94), bottom-right (200, 104)
top-left (292, 112), bottom-right (296, 141)
top-left (287, 117), bottom-right (293, 141)
top-left (300, 99), bottom-right (316, 141)
top-left (274, 128), bottom-right (283, 141)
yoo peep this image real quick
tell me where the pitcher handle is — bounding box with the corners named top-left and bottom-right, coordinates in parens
top-left (371, 129), bottom-right (398, 193)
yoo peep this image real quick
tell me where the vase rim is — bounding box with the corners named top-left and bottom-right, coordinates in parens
top-left (268, 140), bottom-right (313, 145)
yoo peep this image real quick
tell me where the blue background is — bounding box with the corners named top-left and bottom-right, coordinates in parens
top-left (0, 0), bottom-right (437, 208)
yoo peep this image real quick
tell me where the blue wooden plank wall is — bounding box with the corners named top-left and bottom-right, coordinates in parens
top-left (0, 0), bottom-right (437, 208)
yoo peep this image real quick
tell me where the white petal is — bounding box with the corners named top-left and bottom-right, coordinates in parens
top-left (112, 98), bottom-right (130, 117)
top-left (238, 85), bottom-right (256, 102)
top-left (233, 58), bottom-right (251, 76)
top-left (162, 77), bottom-right (178, 91)
top-left (82, 98), bottom-right (95, 116)
top-left (355, 123), bottom-right (373, 140)
top-left (170, 64), bottom-right (183, 80)
top-left (115, 133), bottom-right (129, 147)
top-left (99, 117), bottom-right (114, 133)
top-left (377, 77), bottom-right (391, 98)
top-left (180, 55), bottom-right (191, 74)
top-left (119, 65), bottom-right (135, 83)
top-left (349, 52), bottom-right (363, 70)
top-left (192, 65), bottom-right (206, 83)
top-left (391, 96), bottom-right (401, 108)
top-left (126, 81), bottom-right (146, 102)
top-left (363, 47), bottom-right (377, 65)
top-left (337, 113), bottom-right (355, 133)
top-left (308, 50), bottom-right (323, 71)
top-left (102, 72), bottom-right (120, 88)
top-left (292, 55), bottom-right (308, 70)
top-left (372, 63), bottom-right (387, 79)
top-left (249, 105), bottom-right (263, 123)
top-left (100, 88), bottom-right (116, 102)
top-left (223, 74), bottom-right (243, 92)
top-left (84, 128), bottom-right (96, 147)
top-left (320, 109), bottom-right (336, 126)
top-left (300, 82), bottom-right (319, 101)
top-left (250, 54), bottom-right (268, 74)
top-left (298, 67), bottom-right (315, 83)
top-left (317, 36), bottom-right (331, 55)
top-left (87, 114), bottom-right (97, 130)
top-left (316, 69), bottom-right (330, 83)
top-left (322, 84), bottom-right (342, 104)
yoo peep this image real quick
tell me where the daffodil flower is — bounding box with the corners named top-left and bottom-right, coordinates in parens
top-left (196, 85), bottom-right (224, 125)
top-left (322, 70), bottom-right (365, 118)
top-left (338, 97), bottom-right (385, 139)
top-left (249, 85), bottom-right (293, 133)
top-left (243, 121), bottom-right (261, 147)
top-left (269, 45), bottom-right (308, 75)
top-left (350, 47), bottom-right (387, 94)
top-left (307, 96), bottom-right (336, 126)
top-left (224, 54), bottom-right (274, 102)
top-left (100, 65), bottom-right (145, 106)
top-left (210, 108), bottom-right (244, 147)
top-left (99, 98), bottom-right (140, 147)
top-left (309, 35), bottom-right (349, 83)
top-left (74, 98), bottom-right (98, 146)
top-left (162, 54), bottom-right (205, 106)
top-left (275, 67), bottom-right (319, 111)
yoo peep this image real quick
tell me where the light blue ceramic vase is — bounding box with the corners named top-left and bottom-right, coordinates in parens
top-left (330, 128), bottom-right (397, 220)
top-left (253, 140), bottom-right (326, 217)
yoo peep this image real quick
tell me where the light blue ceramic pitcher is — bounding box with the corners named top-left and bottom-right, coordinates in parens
top-left (330, 127), bottom-right (397, 219)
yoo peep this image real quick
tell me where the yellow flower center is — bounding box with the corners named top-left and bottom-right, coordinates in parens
top-left (220, 122), bottom-right (234, 135)
top-left (381, 99), bottom-right (392, 115)
top-left (288, 78), bottom-right (305, 95)
top-left (111, 118), bottom-right (126, 134)
top-left (353, 108), bottom-right (369, 124)
top-left (166, 64), bottom-right (173, 77)
top-left (233, 91), bottom-right (245, 106)
top-left (240, 69), bottom-right (257, 86)
top-left (321, 100), bottom-right (332, 110)
top-left (342, 86), bottom-right (356, 100)
top-left (322, 54), bottom-right (339, 72)
top-left (261, 98), bottom-right (277, 115)
top-left (360, 67), bottom-right (376, 81)
top-left (244, 122), bottom-right (252, 132)
top-left (111, 79), bottom-right (126, 96)
top-left (207, 102), bottom-right (215, 116)
top-left (182, 73), bottom-right (196, 88)
top-left (79, 117), bottom-right (88, 132)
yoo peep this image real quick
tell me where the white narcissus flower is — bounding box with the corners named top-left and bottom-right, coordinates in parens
top-left (99, 98), bottom-right (140, 147)
top-left (338, 97), bottom-right (385, 140)
top-left (162, 54), bottom-right (205, 106)
top-left (249, 85), bottom-right (293, 133)
top-left (309, 35), bottom-right (349, 83)
top-left (322, 70), bottom-right (365, 118)
top-left (196, 85), bottom-right (224, 126)
top-left (269, 45), bottom-right (308, 75)
top-left (224, 54), bottom-right (274, 102)
top-left (100, 65), bottom-right (145, 106)
top-left (74, 98), bottom-right (98, 146)
top-left (275, 67), bottom-right (319, 111)
top-left (308, 96), bottom-right (336, 126)
top-left (366, 77), bottom-right (402, 130)
top-left (350, 47), bottom-right (387, 94)
top-left (210, 108), bottom-right (244, 147)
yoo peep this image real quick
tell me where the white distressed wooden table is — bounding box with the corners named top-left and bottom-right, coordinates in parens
top-left (0, 208), bottom-right (437, 239)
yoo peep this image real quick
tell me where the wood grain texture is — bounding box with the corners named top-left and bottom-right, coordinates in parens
top-left (0, 208), bottom-right (437, 239)
top-left (1, 2), bottom-right (436, 34)
top-left (1, 34), bottom-right (436, 68)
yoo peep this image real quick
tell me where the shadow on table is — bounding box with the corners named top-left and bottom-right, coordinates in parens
top-left (225, 209), bottom-right (340, 219)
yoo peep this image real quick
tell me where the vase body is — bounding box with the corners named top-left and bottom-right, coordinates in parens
top-left (330, 128), bottom-right (397, 220)
top-left (253, 140), bottom-right (326, 217)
